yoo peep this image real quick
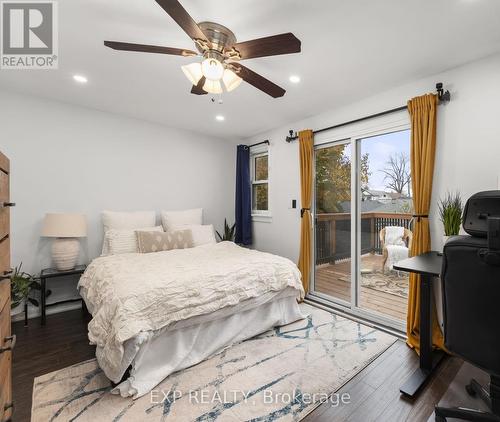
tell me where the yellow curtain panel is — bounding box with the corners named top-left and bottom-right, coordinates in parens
top-left (298, 129), bottom-right (314, 294)
top-left (406, 93), bottom-right (445, 353)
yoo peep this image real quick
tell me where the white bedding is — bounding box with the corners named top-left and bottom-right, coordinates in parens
top-left (78, 242), bottom-right (304, 382)
top-left (113, 291), bottom-right (304, 398)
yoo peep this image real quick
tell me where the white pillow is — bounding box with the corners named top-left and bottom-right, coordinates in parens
top-left (102, 210), bottom-right (156, 232)
top-left (101, 211), bottom-right (156, 255)
top-left (105, 226), bottom-right (163, 255)
top-left (161, 208), bottom-right (202, 232)
top-left (185, 224), bottom-right (216, 247)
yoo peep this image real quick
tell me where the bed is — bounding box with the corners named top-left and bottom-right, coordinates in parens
top-left (78, 241), bottom-right (305, 398)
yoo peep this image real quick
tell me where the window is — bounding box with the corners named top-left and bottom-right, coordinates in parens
top-left (251, 150), bottom-right (270, 215)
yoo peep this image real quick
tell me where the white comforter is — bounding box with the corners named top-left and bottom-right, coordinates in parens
top-left (78, 242), bottom-right (304, 380)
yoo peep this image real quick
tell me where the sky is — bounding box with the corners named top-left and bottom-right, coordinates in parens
top-left (360, 129), bottom-right (411, 191)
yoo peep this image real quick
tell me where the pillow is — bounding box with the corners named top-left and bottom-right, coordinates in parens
top-left (161, 208), bottom-right (202, 232)
top-left (102, 210), bottom-right (156, 232)
top-left (106, 226), bottom-right (163, 255)
top-left (136, 229), bottom-right (193, 253)
top-left (184, 224), bottom-right (216, 247)
top-left (101, 211), bottom-right (156, 255)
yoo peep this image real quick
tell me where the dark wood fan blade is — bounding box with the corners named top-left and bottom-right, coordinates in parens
top-left (228, 33), bottom-right (301, 60)
top-left (190, 76), bottom-right (207, 95)
top-left (104, 41), bottom-right (197, 56)
top-left (232, 63), bottom-right (285, 98)
top-left (154, 0), bottom-right (211, 47)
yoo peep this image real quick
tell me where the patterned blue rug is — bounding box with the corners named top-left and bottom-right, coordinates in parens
top-left (31, 304), bottom-right (396, 421)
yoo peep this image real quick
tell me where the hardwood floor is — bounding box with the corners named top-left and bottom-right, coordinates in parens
top-left (315, 254), bottom-right (408, 321)
top-left (13, 309), bottom-right (463, 422)
top-left (12, 309), bottom-right (94, 422)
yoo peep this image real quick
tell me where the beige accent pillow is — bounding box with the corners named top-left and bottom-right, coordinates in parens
top-left (136, 229), bottom-right (193, 253)
top-left (105, 226), bottom-right (163, 255)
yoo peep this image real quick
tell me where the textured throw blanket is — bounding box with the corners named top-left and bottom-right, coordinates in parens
top-left (385, 245), bottom-right (409, 270)
top-left (384, 226), bottom-right (405, 246)
top-left (78, 242), bottom-right (304, 380)
top-left (384, 226), bottom-right (408, 270)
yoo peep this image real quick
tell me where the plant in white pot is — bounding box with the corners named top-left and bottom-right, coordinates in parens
top-left (10, 263), bottom-right (35, 315)
top-left (438, 192), bottom-right (463, 246)
top-left (10, 264), bottom-right (49, 318)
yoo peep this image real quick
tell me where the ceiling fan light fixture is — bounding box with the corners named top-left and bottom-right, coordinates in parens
top-left (201, 54), bottom-right (224, 81)
top-left (203, 79), bottom-right (223, 94)
top-left (181, 62), bottom-right (203, 85)
top-left (222, 68), bottom-right (243, 92)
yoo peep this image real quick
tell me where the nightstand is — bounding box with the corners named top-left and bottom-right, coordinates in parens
top-left (40, 265), bottom-right (87, 325)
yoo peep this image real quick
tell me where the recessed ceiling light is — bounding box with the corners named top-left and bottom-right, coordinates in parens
top-left (215, 115), bottom-right (225, 122)
top-left (289, 75), bottom-right (301, 83)
top-left (73, 74), bottom-right (88, 84)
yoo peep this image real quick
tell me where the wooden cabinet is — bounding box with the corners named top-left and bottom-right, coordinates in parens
top-left (0, 151), bottom-right (13, 422)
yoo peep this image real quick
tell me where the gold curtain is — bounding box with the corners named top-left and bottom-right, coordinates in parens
top-left (298, 130), bottom-right (314, 294)
top-left (406, 93), bottom-right (445, 353)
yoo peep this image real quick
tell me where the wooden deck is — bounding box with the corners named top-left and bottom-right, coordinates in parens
top-left (314, 254), bottom-right (408, 321)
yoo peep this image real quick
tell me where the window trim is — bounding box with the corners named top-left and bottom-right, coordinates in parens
top-left (310, 112), bottom-right (411, 333)
top-left (250, 145), bottom-right (271, 221)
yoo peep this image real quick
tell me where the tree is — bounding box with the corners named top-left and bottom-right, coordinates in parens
top-left (381, 152), bottom-right (411, 195)
top-left (315, 145), bottom-right (370, 213)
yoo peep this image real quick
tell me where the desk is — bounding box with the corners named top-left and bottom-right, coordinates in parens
top-left (394, 251), bottom-right (446, 397)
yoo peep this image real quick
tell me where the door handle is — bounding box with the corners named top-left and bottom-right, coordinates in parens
top-left (1, 202), bottom-right (15, 208)
top-left (0, 335), bottom-right (16, 353)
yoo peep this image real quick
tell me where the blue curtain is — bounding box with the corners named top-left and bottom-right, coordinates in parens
top-left (235, 145), bottom-right (252, 245)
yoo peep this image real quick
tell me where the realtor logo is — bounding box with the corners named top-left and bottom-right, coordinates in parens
top-left (1, 1), bottom-right (58, 69)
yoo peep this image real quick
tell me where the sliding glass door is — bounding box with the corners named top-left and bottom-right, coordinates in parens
top-left (312, 126), bottom-right (411, 330)
top-left (314, 141), bottom-right (352, 305)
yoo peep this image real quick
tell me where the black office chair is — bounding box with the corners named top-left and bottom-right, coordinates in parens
top-left (435, 191), bottom-right (500, 422)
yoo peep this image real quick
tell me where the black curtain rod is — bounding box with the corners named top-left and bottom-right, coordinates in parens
top-left (285, 83), bottom-right (451, 143)
top-left (245, 140), bottom-right (270, 149)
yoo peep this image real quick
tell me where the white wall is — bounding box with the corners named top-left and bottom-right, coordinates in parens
top-left (247, 53), bottom-right (500, 262)
top-left (1, 91), bottom-right (235, 316)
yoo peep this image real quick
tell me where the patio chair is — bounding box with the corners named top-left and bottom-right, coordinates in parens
top-left (380, 227), bottom-right (413, 272)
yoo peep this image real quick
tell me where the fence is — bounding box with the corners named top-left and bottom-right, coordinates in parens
top-left (315, 212), bottom-right (413, 265)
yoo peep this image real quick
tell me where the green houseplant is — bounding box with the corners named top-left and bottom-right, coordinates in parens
top-left (216, 219), bottom-right (236, 242)
top-left (10, 263), bottom-right (48, 315)
top-left (10, 263), bottom-right (35, 314)
top-left (438, 192), bottom-right (463, 241)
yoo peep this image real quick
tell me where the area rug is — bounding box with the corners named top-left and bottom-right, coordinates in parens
top-left (361, 271), bottom-right (409, 299)
top-left (325, 265), bottom-right (409, 299)
top-left (31, 304), bottom-right (396, 422)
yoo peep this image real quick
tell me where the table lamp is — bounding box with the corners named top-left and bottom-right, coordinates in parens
top-left (41, 213), bottom-right (87, 271)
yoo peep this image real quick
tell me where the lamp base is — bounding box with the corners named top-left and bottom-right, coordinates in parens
top-left (52, 238), bottom-right (80, 271)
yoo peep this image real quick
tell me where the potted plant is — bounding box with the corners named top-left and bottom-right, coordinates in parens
top-left (10, 263), bottom-right (35, 315)
top-left (438, 192), bottom-right (463, 245)
top-left (10, 264), bottom-right (48, 318)
top-left (216, 219), bottom-right (236, 242)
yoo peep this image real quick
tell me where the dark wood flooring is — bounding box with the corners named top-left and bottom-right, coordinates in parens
top-left (13, 309), bottom-right (465, 422)
top-left (12, 309), bottom-right (94, 422)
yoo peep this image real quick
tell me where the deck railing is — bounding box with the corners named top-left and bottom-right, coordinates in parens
top-left (315, 212), bottom-right (413, 265)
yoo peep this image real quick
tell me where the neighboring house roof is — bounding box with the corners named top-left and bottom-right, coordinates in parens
top-left (338, 198), bottom-right (413, 213)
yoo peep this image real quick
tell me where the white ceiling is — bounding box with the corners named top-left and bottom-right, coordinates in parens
top-left (1, 0), bottom-right (499, 140)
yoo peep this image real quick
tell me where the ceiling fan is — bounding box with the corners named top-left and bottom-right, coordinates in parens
top-left (104, 0), bottom-right (301, 98)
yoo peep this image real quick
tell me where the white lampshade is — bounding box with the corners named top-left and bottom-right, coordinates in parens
top-left (203, 79), bottom-right (223, 94)
top-left (181, 62), bottom-right (203, 85)
top-left (222, 69), bottom-right (243, 92)
top-left (201, 57), bottom-right (224, 81)
top-left (42, 213), bottom-right (87, 238)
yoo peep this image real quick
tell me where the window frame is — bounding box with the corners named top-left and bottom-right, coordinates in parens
top-left (309, 109), bottom-right (411, 333)
top-left (250, 145), bottom-right (271, 221)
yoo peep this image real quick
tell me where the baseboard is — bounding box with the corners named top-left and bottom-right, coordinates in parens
top-left (304, 297), bottom-right (406, 340)
top-left (11, 302), bottom-right (82, 323)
